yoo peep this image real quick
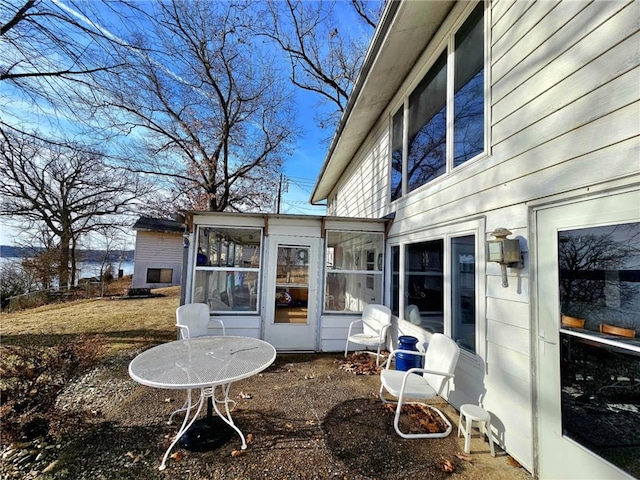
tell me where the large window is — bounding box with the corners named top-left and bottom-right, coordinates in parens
top-left (325, 231), bottom-right (384, 312)
top-left (193, 226), bottom-right (262, 313)
top-left (391, 2), bottom-right (485, 200)
top-left (559, 222), bottom-right (640, 476)
top-left (393, 229), bottom-right (479, 355)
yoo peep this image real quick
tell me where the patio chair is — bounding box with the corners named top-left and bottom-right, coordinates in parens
top-left (344, 304), bottom-right (391, 366)
top-left (380, 333), bottom-right (460, 439)
top-left (176, 303), bottom-right (225, 339)
top-left (170, 303), bottom-right (226, 424)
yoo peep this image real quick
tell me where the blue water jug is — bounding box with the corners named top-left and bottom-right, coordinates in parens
top-left (396, 335), bottom-right (422, 372)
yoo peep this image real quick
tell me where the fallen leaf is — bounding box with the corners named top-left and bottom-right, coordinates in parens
top-left (170, 451), bottom-right (183, 462)
top-left (284, 423), bottom-right (294, 430)
top-left (507, 456), bottom-right (521, 468)
top-left (304, 373), bottom-right (315, 379)
top-left (306, 419), bottom-right (316, 425)
top-left (246, 433), bottom-right (254, 444)
top-left (126, 451), bottom-right (135, 459)
top-left (231, 450), bottom-right (244, 457)
top-left (455, 452), bottom-right (473, 463)
top-left (164, 398), bottom-right (173, 403)
top-left (238, 391), bottom-right (253, 399)
top-left (436, 457), bottom-right (456, 473)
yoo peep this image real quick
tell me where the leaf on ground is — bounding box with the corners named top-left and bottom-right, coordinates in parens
top-left (284, 423), bottom-right (294, 430)
top-left (246, 433), bottom-right (254, 444)
top-left (231, 450), bottom-right (244, 457)
top-left (455, 452), bottom-right (473, 463)
top-left (238, 391), bottom-right (253, 399)
top-left (170, 451), bottom-right (183, 462)
top-left (436, 457), bottom-right (456, 473)
top-left (507, 456), bottom-right (522, 468)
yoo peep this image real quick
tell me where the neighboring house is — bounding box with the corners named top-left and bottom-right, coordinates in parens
top-left (131, 216), bottom-right (184, 289)
top-left (309, 1), bottom-right (639, 478)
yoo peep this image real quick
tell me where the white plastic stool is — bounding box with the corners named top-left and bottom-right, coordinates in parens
top-left (457, 404), bottom-right (495, 456)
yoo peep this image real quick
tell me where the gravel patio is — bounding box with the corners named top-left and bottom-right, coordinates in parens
top-left (1, 350), bottom-right (531, 480)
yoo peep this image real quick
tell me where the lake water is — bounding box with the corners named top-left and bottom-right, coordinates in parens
top-left (0, 257), bottom-right (134, 279)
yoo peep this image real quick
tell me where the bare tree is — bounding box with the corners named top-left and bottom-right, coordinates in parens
top-left (82, 0), bottom-right (297, 213)
top-left (0, 127), bottom-right (144, 288)
top-left (256, 0), bottom-right (382, 130)
top-left (0, 0), bottom-right (124, 122)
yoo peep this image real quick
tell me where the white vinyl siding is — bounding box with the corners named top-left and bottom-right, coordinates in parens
top-left (326, 0), bottom-right (639, 473)
top-left (132, 231), bottom-right (183, 288)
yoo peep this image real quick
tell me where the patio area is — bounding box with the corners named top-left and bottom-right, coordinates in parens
top-left (19, 351), bottom-right (532, 479)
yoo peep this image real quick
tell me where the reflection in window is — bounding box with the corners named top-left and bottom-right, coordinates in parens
top-left (324, 231), bottom-right (383, 312)
top-left (194, 226), bottom-right (261, 313)
top-left (391, 246), bottom-right (400, 316)
top-left (405, 240), bottom-right (444, 333)
top-left (559, 222), bottom-right (640, 477)
top-left (391, 108), bottom-right (404, 202)
top-left (407, 52), bottom-right (447, 193)
top-left (451, 236), bottom-right (476, 352)
top-left (454, 2), bottom-right (485, 167)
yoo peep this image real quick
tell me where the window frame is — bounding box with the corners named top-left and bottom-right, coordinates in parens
top-left (192, 225), bottom-right (263, 314)
top-left (389, 0), bottom-right (489, 202)
top-left (324, 229), bottom-right (385, 314)
top-left (387, 217), bottom-right (486, 363)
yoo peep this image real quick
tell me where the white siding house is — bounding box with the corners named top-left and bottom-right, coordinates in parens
top-left (132, 217), bottom-right (184, 289)
top-left (311, 1), bottom-right (639, 478)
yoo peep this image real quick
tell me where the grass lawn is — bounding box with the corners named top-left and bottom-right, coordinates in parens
top-left (0, 282), bottom-right (180, 356)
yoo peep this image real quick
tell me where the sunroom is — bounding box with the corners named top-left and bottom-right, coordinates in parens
top-left (182, 211), bottom-right (389, 351)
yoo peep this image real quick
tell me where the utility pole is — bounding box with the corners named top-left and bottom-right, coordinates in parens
top-left (276, 173), bottom-right (283, 214)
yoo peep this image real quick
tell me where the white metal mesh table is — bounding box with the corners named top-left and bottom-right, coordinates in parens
top-left (128, 336), bottom-right (276, 470)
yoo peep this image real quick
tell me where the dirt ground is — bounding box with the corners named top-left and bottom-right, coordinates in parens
top-left (2, 351), bottom-right (532, 480)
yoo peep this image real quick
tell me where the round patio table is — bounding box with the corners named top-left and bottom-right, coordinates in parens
top-left (129, 336), bottom-right (276, 470)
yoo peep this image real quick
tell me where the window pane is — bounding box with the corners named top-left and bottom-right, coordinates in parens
top-left (405, 240), bottom-right (444, 333)
top-left (454, 2), bottom-right (485, 166)
top-left (325, 272), bottom-right (382, 312)
top-left (391, 108), bottom-right (404, 201)
top-left (146, 268), bottom-right (172, 283)
top-left (391, 246), bottom-right (400, 316)
top-left (326, 231), bottom-right (384, 271)
top-left (451, 235), bottom-right (476, 352)
top-left (559, 222), bottom-right (640, 477)
top-left (197, 227), bottom-right (261, 267)
top-left (194, 270), bottom-right (258, 312)
top-left (407, 51), bottom-right (447, 192)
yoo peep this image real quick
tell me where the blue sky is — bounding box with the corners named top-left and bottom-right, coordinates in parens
top-left (0, 1), bottom-right (376, 247)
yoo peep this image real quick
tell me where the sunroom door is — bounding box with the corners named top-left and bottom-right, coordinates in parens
top-left (535, 189), bottom-right (640, 479)
top-left (264, 236), bottom-right (319, 350)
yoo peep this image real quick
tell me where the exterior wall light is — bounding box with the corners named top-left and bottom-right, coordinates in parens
top-left (488, 228), bottom-right (523, 287)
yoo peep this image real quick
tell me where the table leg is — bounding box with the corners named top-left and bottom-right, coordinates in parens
top-left (159, 388), bottom-right (205, 471)
top-left (206, 383), bottom-right (247, 450)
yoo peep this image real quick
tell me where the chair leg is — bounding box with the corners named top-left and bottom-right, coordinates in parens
top-left (483, 418), bottom-right (496, 457)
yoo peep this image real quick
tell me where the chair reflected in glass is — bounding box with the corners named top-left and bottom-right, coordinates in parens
top-left (599, 323), bottom-right (636, 338)
top-left (561, 314), bottom-right (585, 329)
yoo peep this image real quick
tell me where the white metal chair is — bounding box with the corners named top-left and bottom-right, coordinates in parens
top-left (380, 333), bottom-right (460, 438)
top-left (176, 303), bottom-right (225, 339)
top-left (344, 304), bottom-right (392, 366)
top-left (170, 303), bottom-right (226, 424)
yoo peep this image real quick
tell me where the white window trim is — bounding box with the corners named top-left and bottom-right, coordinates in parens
top-left (389, 0), bottom-right (490, 202)
top-left (387, 217), bottom-right (487, 365)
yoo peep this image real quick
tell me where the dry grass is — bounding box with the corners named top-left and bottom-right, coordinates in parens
top-left (0, 284), bottom-right (180, 356)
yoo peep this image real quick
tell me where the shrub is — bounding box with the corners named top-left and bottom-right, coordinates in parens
top-left (0, 335), bottom-right (104, 444)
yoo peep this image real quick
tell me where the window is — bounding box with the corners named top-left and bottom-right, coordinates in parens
top-left (193, 226), bottom-right (262, 313)
top-left (325, 231), bottom-right (384, 312)
top-left (391, 2), bottom-right (485, 200)
top-left (405, 240), bottom-right (444, 333)
top-left (558, 222), bottom-right (640, 476)
top-left (392, 223), bottom-right (482, 356)
top-left (147, 268), bottom-right (173, 283)
top-left (451, 235), bottom-right (476, 352)
top-left (407, 52), bottom-right (448, 193)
